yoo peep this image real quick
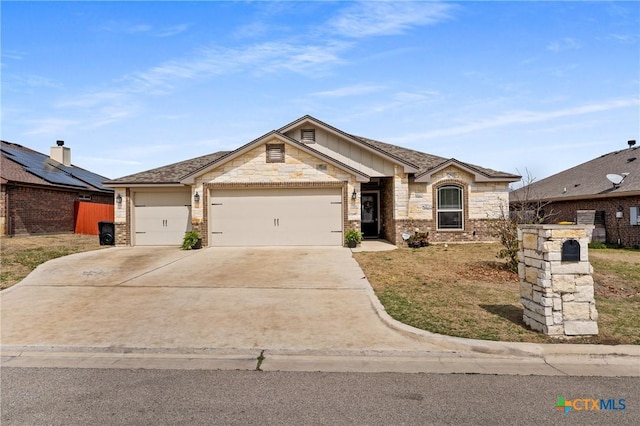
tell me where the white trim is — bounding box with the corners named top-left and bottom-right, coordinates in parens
top-left (436, 185), bottom-right (464, 231)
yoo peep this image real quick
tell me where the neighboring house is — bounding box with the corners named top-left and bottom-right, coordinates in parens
top-left (1, 140), bottom-right (114, 236)
top-left (104, 115), bottom-right (520, 247)
top-left (510, 142), bottom-right (640, 247)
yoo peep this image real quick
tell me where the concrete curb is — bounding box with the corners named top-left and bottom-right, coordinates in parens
top-left (363, 281), bottom-right (640, 360)
top-left (3, 345), bottom-right (638, 376)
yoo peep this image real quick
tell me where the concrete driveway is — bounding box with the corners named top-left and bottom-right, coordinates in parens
top-left (1, 247), bottom-right (442, 353)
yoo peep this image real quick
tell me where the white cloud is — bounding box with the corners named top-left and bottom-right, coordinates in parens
top-left (123, 40), bottom-right (349, 93)
top-left (24, 118), bottom-right (78, 136)
top-left (100, 21), bottom-right (189, 37)
top-left (329, 1), bottom-right (454, 38)
top-left (312, 84), bottom-right (385, 98)
top-left (155, 24), bottom-right (191, 37)
top-left (5, 74), bottom-right (61, 90)
top-left (1, 50), bottom-right (24, 61)
top-left (56, 90), bottom-right (127, 109)
top-left (605, 33), bottom-right (637, 44)
top-left (547, 37), bottom-right (581, 52)
top-left (391, 98), bottom-right (639, 142)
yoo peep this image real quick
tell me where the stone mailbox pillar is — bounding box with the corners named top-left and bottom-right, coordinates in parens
top-left (518, 224), bottom-right (598, 338)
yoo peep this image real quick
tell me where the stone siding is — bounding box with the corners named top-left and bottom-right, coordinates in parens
top-left (518, 224), bottom-right (598, 337)
top-left (396, 165), bottom-right (510, 245)
top-left (195, 140), bottom-right (359, 223)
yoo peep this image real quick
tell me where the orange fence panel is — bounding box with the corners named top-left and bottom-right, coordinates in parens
top-left (74, 202), bottom-right (115, 235)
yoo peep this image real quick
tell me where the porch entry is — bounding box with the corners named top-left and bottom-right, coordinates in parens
top-left (361, 192), bottom-right (379, 238)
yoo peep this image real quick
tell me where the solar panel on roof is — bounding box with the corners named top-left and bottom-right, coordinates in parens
top-left (1, 145), bottom-right (86, 188)
top-left (55, 162), bottom-right (111, 191)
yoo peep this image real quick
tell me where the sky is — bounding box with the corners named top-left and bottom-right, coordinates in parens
top-left (2, 1), bottom-right (638, 184)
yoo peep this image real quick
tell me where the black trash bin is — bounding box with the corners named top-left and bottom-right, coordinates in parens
top-left (98, 221), bottom-right (115, 246)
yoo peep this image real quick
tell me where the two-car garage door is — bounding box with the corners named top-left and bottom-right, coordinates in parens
top-left (209, 188), bottom-right (343, 246)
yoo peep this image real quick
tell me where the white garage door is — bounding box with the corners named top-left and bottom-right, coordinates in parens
top-left (209, 188), bottom-right (343, 246)
top-left (134, 191), bottom-right (191, 246)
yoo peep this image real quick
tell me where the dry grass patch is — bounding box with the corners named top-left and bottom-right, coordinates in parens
top-left (354, 243), bottom-right (639, 345)
top-left (1, 234), bottom-right (106, 290)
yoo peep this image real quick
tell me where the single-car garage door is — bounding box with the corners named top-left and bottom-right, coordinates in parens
top-left (209, 188), bottom-right (343, 246)
top-left (134, 191), bottom-right (191, 246)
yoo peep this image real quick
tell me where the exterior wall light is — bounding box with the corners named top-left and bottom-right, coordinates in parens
top-left (116, 193), bottom-right (122, 205)
top-left (194, 191), bottom-right (200, 203)
top-left (351, 189), bottom-right (357, 200)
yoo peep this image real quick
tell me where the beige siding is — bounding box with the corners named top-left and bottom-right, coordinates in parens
top-left (284, 127), bottom-right (397, 176)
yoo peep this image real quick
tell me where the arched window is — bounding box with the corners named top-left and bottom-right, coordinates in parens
top-left (437, 185), bottom-right (463, 230)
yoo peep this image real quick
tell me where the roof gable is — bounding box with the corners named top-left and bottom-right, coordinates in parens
top-left (279, 115), bottom-right (419, 173)
top-left (180, 131), bottom-right (370, 183)
top-left (415, 158), bottom-right (520, 183)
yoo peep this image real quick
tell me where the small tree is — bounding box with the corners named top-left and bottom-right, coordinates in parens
top-left (490, 169), bottom-right (557, 272)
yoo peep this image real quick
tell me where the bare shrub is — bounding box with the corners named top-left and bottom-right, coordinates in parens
top-left (490, 170), bottom-right (557, 272)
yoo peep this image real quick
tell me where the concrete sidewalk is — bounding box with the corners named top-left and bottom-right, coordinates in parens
top-left (1, 246), bottom-right (638, 376)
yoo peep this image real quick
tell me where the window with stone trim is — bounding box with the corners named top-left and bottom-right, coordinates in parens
top-left (437, 185), bottom-right (463, 230)
top-left (266, 144), bottom-right (285, 163)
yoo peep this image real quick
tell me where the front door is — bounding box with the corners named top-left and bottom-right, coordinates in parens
top-left (361, 193), bottom-right (379, 238)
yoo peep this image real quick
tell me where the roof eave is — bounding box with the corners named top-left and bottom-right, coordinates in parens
top-left (103, 182), bottom-right (186, 188)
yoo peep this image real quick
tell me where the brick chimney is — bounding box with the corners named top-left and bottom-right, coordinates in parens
top-left (50, 140), bottom-right (71, 166)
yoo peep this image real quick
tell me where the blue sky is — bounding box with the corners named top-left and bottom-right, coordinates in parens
top-left (2, 1), bottom-right (638, 183)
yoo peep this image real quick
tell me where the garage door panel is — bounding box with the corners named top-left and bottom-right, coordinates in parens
top-left (210, 188), bottom-right (343, 246)
top-left (134, 192), bottom-right (191, 246)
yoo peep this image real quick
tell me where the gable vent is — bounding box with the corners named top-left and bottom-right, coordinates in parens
top-left (266, 144), bottom-right (285, 163)
top-left (301, 129), bottom-right (315, 143)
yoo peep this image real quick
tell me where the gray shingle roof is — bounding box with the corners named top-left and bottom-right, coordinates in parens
top-left (106, 151), bottom-right (230, 184)
top-left (354, 136), bottom-right (519, 179)
top-left (510, 146), bottom-right (640, 201)
top-left (105, 116), bottom-right (519, 184)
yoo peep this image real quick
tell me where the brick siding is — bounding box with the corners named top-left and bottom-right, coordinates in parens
top-left (2, 184), bottom-right (113, 236)
top-left (545, 196), bottom-right (640, 247)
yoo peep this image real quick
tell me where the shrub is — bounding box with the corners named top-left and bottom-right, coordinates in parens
top-left (182, 231), bottom-right (201, 250)
top-left (345, 229), bottom-right (362, 245)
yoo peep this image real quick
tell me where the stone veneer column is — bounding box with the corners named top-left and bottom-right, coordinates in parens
top-left (518, 224), bottom-right (598, 337)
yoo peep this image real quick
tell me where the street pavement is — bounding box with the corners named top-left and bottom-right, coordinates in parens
top-left (1, 245), bottom-right (638, 376)
top-left (2, 368), bottom-right (638, 425)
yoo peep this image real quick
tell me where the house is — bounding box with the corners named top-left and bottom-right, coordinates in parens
top-left (104, 115), bottom-right (520, 247)
top-left (509, 141), bottom-right (640, 247)
top-left (1, 140), bottom-right (114, 236)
